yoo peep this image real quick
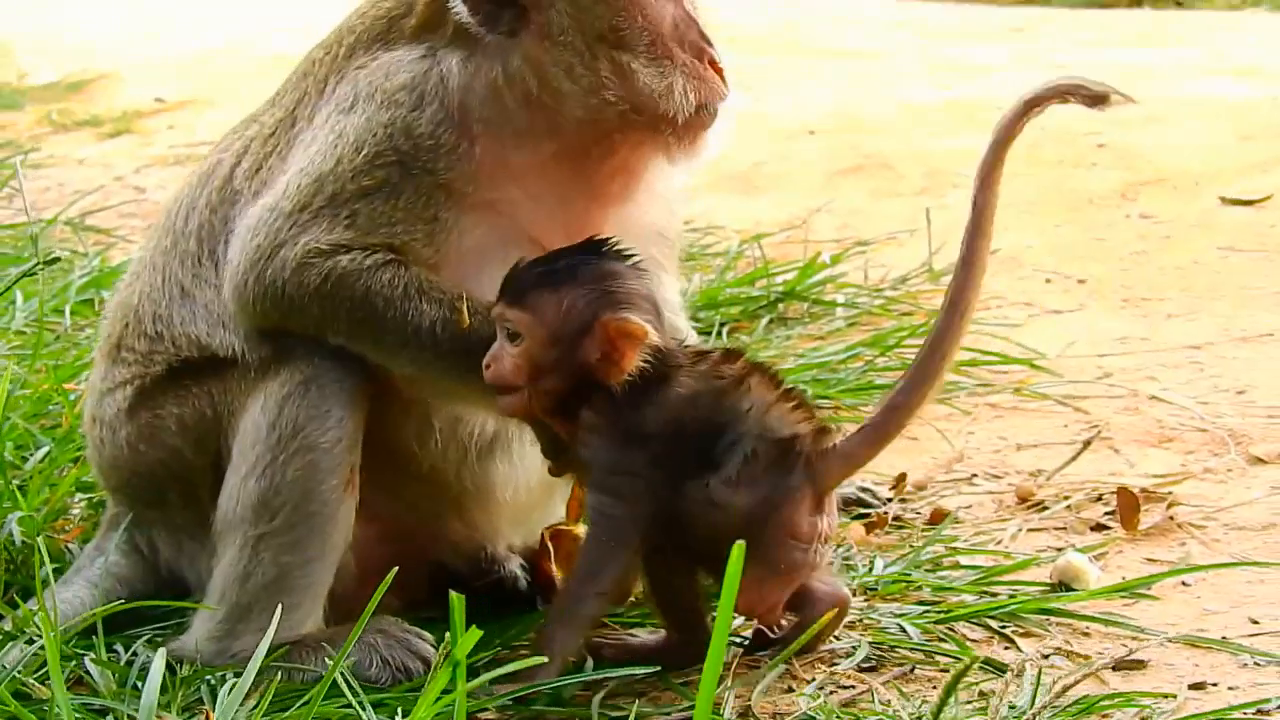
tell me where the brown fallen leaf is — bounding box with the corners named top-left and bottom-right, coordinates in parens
top-left (530, 479), bottom-right (639, 606)
top-left (530, 522), bottom-right (586, 604)
top-left (926, 506), bottom-right (952, 526)
top-left (890, 471), bottom-right (908, 497)
top-left (529, 479), bottom-right (589, 604)
top-left (1187, 680), bottom-right (1215, 691)
top-left (1110, 658), bottom-right (1149, 672)
top-left (1115, 486), bottom-right (1142, 533)
top-left (864, 512), bottom-right (890, 535)
top-left (1218, 193), bottom-right (1273, 207)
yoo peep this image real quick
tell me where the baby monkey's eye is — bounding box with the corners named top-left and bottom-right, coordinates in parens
top-left (503, 325), bottom-right (524, 346)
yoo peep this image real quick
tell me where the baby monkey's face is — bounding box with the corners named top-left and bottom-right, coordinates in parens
top-left (482, 304), bottom-right (540, 420)
top-left (482, 298), bottom-right (588, 420)
top-left (734, 480), bottom-right (837, 626)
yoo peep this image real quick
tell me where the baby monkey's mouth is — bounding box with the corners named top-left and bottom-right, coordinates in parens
top-left (490, 385), bottom-right (531, 418)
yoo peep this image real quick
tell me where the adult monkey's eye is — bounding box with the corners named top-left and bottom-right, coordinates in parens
top-left (503, 325), bottom-right (524, 346)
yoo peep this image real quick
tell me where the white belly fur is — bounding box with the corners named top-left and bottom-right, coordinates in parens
top-left (427, 403), bottom-right (572, 559)
top-left (423, 154), bottom-right (711, 559)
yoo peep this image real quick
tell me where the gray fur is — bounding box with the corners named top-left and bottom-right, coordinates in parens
top-left (7, 0), bottom-right (727, 687)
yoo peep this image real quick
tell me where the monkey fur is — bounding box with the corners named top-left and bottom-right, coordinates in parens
top-left (481, 76), bottom-right (1134, 680)
top-left (1, 0), bottom-right (733, 688)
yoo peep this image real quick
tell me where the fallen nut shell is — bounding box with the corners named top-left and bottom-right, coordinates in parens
top-left (1049, 549), bottom-right (1103, 590)
top-left (1014, 480), bottom-right (1036, 503)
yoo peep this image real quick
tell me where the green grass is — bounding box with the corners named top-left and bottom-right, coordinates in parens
top-left (0, 74), bottom-right (187, 141)
top-left (1, 147), bottom-right (1278, 719)
top-left (0, 75), bottom-right (108, 114)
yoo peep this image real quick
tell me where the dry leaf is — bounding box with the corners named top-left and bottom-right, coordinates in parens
top-left (890, 471), bottom-right (908, 497)
top-left (926, 506), bottom-right (952, 525)
top-left (1246, 443), bottom-right (1280, 464)
top-left (1115, 486), bottom-right (1142, 533)
top-left (1110, 658), bottom-right (1149, 672)
top-left (1186, 680), bottom-right (1214, 691)
top-left (530, 480), bottom-right (591, 602)
top-left (864, 512), bottom-right (890, 535)
top-left (530, 480), bottom-right (639, 605)
top-left (530, 522), bottom-right (586, 604)
top-left (1218, 193), bottom-right (1273, 207)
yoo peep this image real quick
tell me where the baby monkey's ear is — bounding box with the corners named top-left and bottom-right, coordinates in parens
top-left (584, 314), bottom-right (657, 386)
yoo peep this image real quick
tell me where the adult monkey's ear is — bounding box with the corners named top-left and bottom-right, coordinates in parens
top-left (446, 0), bottom-right (530, 38)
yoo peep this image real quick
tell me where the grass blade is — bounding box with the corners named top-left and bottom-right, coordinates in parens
top-left (296, 567), bottom-right (398, 719)
top-left (136, 646), bottom-right (167, 720)
top-left (215, 602), bottom-right (283, 720)
top-left (928, 655), bottom-right (982, 720)
top-left (693, 538), bottom-right (746, 720)
top-left (450, 590), bottom-right (468, 720)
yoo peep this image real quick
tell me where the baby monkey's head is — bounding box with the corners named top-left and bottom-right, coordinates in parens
top-left (483, 236), bottom-right (668, 420)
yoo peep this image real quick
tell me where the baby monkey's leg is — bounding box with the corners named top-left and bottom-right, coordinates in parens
top-left (744, 572), bottom-right (852, 655)
top-left (522, 509), bottom-right (642, 681)
top-left (587, 548), bottom-right (710, 670)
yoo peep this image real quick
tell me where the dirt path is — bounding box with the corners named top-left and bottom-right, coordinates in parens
top-left (4, 0), bottom-right (1278, 711)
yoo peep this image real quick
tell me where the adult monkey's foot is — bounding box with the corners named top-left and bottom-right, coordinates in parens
top-left (166, 615), bottom-right (438, 687)
top-left (279, 616), bottom-right (438, 687)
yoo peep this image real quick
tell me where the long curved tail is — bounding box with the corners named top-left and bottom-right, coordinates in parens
top-left (813, 76), bottom-right (1135, 493)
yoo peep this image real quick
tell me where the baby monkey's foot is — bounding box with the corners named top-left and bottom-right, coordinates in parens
top-left (587, 629), bottom-right (705, 670)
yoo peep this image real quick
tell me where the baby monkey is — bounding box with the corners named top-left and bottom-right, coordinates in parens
top-left (483, 235), bottom-right (857, 680)
top-left (482, 76), bottom-right (1134, 681)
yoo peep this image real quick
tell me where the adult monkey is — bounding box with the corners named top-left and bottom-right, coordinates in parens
top-left (5, 0), bottom-right (738, 687)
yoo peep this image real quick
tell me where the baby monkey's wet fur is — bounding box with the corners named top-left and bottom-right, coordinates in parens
top-left (484, 237), bottom-right (856, 680)
top-left (482, 75), bottom-right (1135, 681)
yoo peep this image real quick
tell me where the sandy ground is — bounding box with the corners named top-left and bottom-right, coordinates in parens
top-left (3, 0), bottom-right (1278, 712)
